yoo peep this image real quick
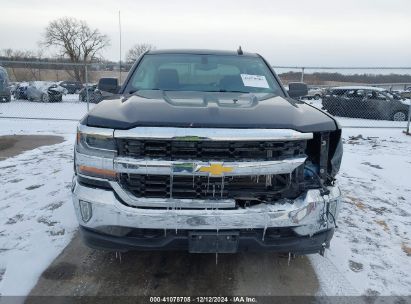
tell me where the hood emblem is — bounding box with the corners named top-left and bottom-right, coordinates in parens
top-left (196, 163), bottom-right (233, 176)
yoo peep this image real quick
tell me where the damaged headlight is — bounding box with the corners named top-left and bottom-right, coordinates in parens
top-left (329, 137), bottom-right (343, 178)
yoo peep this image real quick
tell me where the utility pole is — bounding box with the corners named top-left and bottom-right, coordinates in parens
top-left (119, 10), bottom-right (122, 84)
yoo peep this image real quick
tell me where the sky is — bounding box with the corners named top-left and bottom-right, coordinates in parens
top-left (0, 0), bottom-right (410, 67)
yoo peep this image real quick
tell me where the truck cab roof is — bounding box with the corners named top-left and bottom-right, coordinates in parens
top-left (147, 49), bottom-right (259, 57)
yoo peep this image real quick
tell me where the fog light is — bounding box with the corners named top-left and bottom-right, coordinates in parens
top-left (71, 175), bottom-right (77, 193)
top-left (79, 200), bottom-right (92, 222)
top-left (290, 207), bottom-right (308, 223)
top-left (289, 202), bottom-right (316, 224)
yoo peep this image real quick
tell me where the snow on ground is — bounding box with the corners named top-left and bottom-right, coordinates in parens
top-left (0, 95), bottom-right (94, 120)
top-left (0, 118), bottom-right (410, 296)
top-left (0, 120), bottom-right (78, 296)
top-left (311, 128), bottom-right (411, 296)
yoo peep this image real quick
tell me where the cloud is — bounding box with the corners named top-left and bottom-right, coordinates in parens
top-left (0, 0), bottom-right (410, 65)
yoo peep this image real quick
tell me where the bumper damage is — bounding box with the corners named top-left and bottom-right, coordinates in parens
top-left (72, 176), bottom-right (341, 254)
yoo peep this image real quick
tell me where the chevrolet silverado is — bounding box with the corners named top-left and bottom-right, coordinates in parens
top-left (72, 49), bottom-right (343, 255)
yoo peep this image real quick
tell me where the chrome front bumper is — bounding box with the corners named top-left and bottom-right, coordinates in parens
top-left (72, 176), bottom-right (341, 237)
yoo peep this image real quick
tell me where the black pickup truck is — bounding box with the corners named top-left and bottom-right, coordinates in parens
top-left (72, 49), bottom-right (343, 255)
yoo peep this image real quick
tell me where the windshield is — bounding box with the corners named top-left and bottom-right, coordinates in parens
top-left (124, 54), bottom-right (283, 95)
top-left (0, 69), bottom-right (7, 81)
top-left (383, 91), bottom-right (402, 100)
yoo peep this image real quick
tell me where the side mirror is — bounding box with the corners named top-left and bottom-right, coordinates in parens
top-left (98, 78), bottom-right (119, 94)
top-left (288, 82), bottom-right (308, 98)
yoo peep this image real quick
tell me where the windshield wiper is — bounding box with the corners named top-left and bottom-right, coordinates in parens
top-left (127, 88), bottom-right (162, 94)
top-left (206, 89), bottom-right (251, 93)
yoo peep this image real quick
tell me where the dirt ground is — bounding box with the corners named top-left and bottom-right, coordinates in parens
top-left (26, 233), bottom-right (320, 299)
top-left (0, 135), bottom-right (64, 160)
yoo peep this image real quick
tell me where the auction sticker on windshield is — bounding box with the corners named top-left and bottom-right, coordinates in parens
top-left (240, 74), bottom-right (269, 88)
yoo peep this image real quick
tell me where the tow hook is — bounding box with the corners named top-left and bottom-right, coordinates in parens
top-left (115, 251), bottom-right (122, 263)
top-left (287, 252), bottom-right (296, 266)
top-left (320, 242), bottom-right (327, 256)
top-left (71, 175), bottom-right (76, 193)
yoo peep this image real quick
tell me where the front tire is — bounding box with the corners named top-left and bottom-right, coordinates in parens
top-left (314, 94), bottom-right (321, 100)
top-left (392, 111), bottom-right (407, 121)
top-left (41, 93), bottom-right (50, 103)
top-left (55, 94), bottom-right (63, 102)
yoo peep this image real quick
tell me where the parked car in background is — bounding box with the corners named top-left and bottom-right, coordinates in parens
top-left (0, 67), bottom-right (11, 102)
top-left (386, 90), bottom-right (407, 101)
top-left (26, 81), bottom-right (68, 102)
top-left (8, 82), bottom-right (18, 96)
top-left (13, 82), bottom-right (29, 100)
top-left (400, 87), bottom-right (411, 99)
top-left (303, 87), bottom-right (324, 100)
top-left (322, 86), bottom-right (409, 121)
top-left (78, 84), bottom-right (104, 103)
top-left (58, 81), bottom-right (83, 94)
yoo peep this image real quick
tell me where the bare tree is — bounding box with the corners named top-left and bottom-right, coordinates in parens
top-left (41, 17), bottom-right (110, 82)
top-left (126, 43), bottom-right (155, 63)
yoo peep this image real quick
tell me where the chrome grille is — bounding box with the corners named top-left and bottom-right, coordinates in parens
top-left (120, 172), bottom-right (302, 201)
top-left (117, 139), bottom-right (306, 161)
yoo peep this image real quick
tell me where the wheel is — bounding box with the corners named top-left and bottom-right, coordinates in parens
top-left (54, 94), bottom-right (63, 102)
top-left (314, 94), bottom-right (321, 100)
top-left (392, 111), bottom-right (407, 121)
top-left (41, 93), bottom-right (50, 103)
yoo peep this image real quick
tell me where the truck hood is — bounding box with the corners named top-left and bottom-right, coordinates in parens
top-left (84, 91), bottom-right (338, 133)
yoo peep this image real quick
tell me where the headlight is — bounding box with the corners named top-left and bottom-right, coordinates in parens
top-left (76, 129), bottom-right (116, 157)
top-left (75, 125), bottom-right (117, 180)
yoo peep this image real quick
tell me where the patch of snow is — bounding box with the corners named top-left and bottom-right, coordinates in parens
top-left (0, 119), bottom-right (77, 137)
top-left (0, 121), bottom-right (78, 296)
top-left (400, 99), bottom-right (410, 106)
top-left (310, 254), bottom-right (359, 296)
top-left (311, 128), bottom-right (411, 296)
top-left (0, 98), bottom-right (92, 120)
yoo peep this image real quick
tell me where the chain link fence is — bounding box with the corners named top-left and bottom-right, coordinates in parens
top-left (275, 66), bottom-right (411, 131)
top-left (0, 60), bottom-right (128, 120)
top-left (0, 59), bottom-right (410, 131)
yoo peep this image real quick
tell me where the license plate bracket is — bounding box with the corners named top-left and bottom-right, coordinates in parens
top-left (188, 231), bottom-right (239, 253)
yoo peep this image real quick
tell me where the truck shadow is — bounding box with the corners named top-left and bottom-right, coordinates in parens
top-left (28, 233), bottom-right (319, 298)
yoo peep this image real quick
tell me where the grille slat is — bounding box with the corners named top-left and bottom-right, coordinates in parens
top-left (118, 139), bottom-right (306, 161)
top-left (120, 174), bottom-right (300, 200)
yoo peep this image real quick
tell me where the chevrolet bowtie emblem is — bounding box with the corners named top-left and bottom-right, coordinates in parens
top-left (197, 163), bottom-right (233, 176)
